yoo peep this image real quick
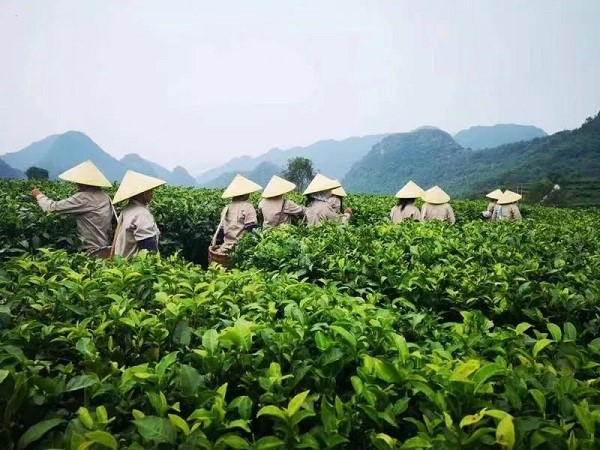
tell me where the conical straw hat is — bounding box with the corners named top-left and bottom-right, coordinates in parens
top-left (113, 170), bottom-right (166, 203)
top-left (222, 174), bottom-right (262, 199)
top-left (485, 188), bottom-right (503, 200)
top-left (497, 190), bottom-right (522, 205)
top-left (58, 160), bottom-right (112, 187)
top-left (395, 180), bottom-right (424, 199)
top-left (331, 183), bottom-right (347, 197)
top-left (262, 175), bottom-right (296, 198)
top-left (422, 185), bottom-right (451, 204)
top-left (302, 174), bottom-right (341, 195)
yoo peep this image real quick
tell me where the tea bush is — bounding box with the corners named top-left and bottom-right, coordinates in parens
top-left (1, 251), bottom-right (600, 449)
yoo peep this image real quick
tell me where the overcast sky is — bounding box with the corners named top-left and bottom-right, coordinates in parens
top-left (1, 1), bottom-right (599, 173)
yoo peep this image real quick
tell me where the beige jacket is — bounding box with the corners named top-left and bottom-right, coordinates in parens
top-left (390, 204), bottom-right (421, 223)
top-left (305, 200), bottom-right (350, 227)
top-left (327, 196), bottom-right (342, 212)
top-left (421, 203), bottom-right (456, 224)
top-left (258, 198), bottom-right (304, 227)
top-left (497, 203), bottom-right (522, 221)
top-left (486, 202), bottom-right (499, 221)
top-left (113, 200), bottom-right (160, 259)
top-left (36, 190), bottom-right (113, 251)
top-left (213, 200), bottom-right (257, 253)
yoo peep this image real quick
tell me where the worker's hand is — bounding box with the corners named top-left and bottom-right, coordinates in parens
top-left (31, 188), bottom-right (42, 199)
top-left (344, 207), bottom-right (353, 216)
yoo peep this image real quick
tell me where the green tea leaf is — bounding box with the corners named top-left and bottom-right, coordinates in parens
top-left (496, 415), bottom-right (515, 449)
top-left (17, 418), bottom-right (65, 449)
top-left (85, 431), bottom-right (118, 450)
top-left (532, 339), bottom-right (553, 357)
top-left (133, 416), bottom-right (177, 444)
top-left (547, 323), bottom-right (562, 342)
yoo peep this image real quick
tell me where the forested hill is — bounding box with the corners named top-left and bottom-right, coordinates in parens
top-left (343, 129), bottom-right (465, 194)
top-left (453, 124), bottom-right (547, 149)
top-left (344, 112), bottom-right (600, 198)
top-left (0, 159), bottom-right (24, 179)
top-left (1, 131), bottom-right (197, 186)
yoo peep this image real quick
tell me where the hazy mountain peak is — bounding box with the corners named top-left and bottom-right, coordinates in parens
top-left (453, 124), bottom-right (547, 150)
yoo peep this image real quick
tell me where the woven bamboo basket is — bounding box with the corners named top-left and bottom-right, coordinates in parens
top-left (208, 245), bottom-right (230, 268)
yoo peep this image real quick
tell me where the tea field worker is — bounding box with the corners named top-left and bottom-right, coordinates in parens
top-left (482, 188), bottom-right (503, 220)
top-left (421, 185), bottom-right (456, 224)
top-left (496, 190), bottom-right (523, 221)
top-left (212, 174), bottom-right (262, 254)
top-left (303, 174), bottom-right (352, 226)
top-left (30, 160), bottom-right (114, 257)
top-left (258, 175), bottom-right (304, 227)
top-left (328, 183), bottom-right (346, 213)
top-left (390, 180), bottom-right (424, 223)
top-left (111, 170), bottom-right (165, 258)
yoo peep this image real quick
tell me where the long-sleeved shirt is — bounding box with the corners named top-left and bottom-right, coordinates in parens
top-left (327, 196), bottom-right (342, 212)
top-left (497, 203), bottom-right (522, 221)
top-left (213, 200), bottom-right (257, 253)
top-left (36, 190), bottom-right (113, 251)
top-left (421, 203), bottom-right (456, 224)
top-left (113, 200), bottom-right (160, 259)
top-left (305, 200), bottom-right (350, 227)
top-left (390, 204), bottom-right (421, 223)
top-left (486, 201), bottom-right (499, 221)
top-left (258, 198), bottom-right (304, 227)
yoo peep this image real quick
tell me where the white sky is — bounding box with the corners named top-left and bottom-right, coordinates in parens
top-left (1, 0), bottom-right (599, 173)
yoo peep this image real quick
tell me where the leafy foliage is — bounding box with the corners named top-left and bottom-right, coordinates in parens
top-left (1, 179), bottom-right (600, 448)
top-left (281, 157), bottom-right (315, 192)
top-left (25, 167), bottom-right (48, 180)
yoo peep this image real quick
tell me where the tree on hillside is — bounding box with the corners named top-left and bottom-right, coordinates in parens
top-left (25, 166), bottom-right (49, 180)
top-left (281, 157), bottom-right (315, 191)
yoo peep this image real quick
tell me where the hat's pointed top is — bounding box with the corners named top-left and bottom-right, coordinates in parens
top-left (422, 185), bottom-right (451, 204)
top-left (222, 174), bottom-right (262, 199)
top-left (58, 160), bottom-right (112, 187)
top-left (302, 174), bottom-right (340, 195)
top-left (497, 190), bottom-right (522, 205)
top-left (262, 175), bottom-right (296, 198)
top-left (485, 188), bottom-right (504, 200)
top-left (113, 170), bottom-right (166, 203)
top-left (395, 180), bottom-right (425, 199)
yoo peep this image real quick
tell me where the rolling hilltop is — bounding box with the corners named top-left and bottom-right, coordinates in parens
top-left (453, 124), bottom-right (547, 150)
top-left (196, 134), bottom-right (389, 186)
top-left (343, 113), bottom-right (600, 202)
top-left (1, 131), bottom-right (196, 186)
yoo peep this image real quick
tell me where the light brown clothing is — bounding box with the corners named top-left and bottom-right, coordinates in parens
top-left (305, 200), bottom-right (350, 227)
top-left (258, 198), bottom-right (304, 227)
top-left (213, 200), bottom-right (257, 253)
top-left (421, 203), bottom-right (456, 225)
top-left (497, 203), bottom-right (522, 221)
top-left (390, 204), bottom-right (421, 223)
top-left (36, 190), bottom-right (113, 252)
top-left (113, 200), bottom-right (160, 259)
top-left (485, 201), bottom-right (499, 221)
top-left (327, 196), bottom-right (342, 212)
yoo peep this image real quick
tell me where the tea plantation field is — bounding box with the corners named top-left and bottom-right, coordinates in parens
top-left (1, 179), bottom-right (600, 449)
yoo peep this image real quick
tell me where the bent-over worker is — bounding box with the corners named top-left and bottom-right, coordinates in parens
top-left (212, 174), bottom-right (261, 254)
top-left (31, 160), bottom-right (114, 256)
top-left (390, 180), bottom-right (424, 223)
top-left (496, 190), bottom-right (523, 221)
top-left (421, 186), bottom-right (456, 224)
top-left (112, 170), bottom-right (165, 258)
top-left (259, 175), bottom-right (304, 227)
top-left (483, 189), bottom-right (503, 220)
top-left (303, 174), bottom-right (352, 226)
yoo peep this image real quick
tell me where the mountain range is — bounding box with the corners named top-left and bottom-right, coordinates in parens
top-left (195, 124), bottom-right (547, 187)
top-left (0, 131), bottom-right (196, 186)
top-left (343, 113), bottom-right (600, 199)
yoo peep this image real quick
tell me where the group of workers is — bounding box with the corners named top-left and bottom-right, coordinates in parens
top-left (29, 160), bottom-right (523, 259)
